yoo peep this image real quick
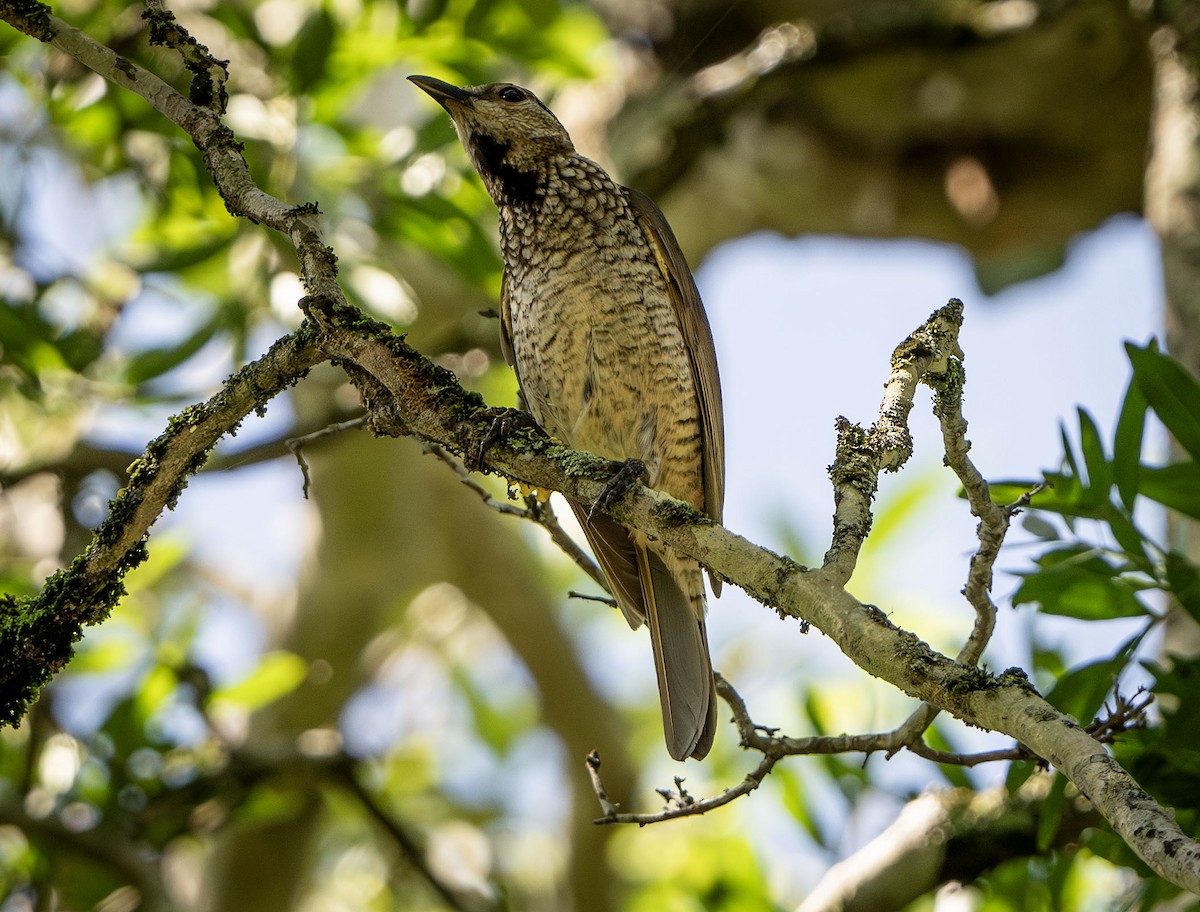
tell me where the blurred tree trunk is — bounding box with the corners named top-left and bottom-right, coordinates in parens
top-left (1146, 17), bottom-right (1200, 658)
top-left (199, 372), bottom-right (635, 911)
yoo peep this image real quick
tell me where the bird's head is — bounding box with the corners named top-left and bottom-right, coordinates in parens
top-left (408, 75), bottom-right (573, 205)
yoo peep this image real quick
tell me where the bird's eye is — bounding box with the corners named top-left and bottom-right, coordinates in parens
top-left (497, 86), bottom-right (525, 102)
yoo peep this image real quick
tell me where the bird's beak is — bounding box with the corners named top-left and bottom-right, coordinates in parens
top-left (408, 75), bottom-right (474, 109)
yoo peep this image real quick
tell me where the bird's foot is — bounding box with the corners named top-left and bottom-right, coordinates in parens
top-left (466, 406), bottom-right (544, 471)
top-left (588, 458), bottom-right (648, 521)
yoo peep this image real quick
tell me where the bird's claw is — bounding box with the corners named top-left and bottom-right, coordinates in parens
top-left (466, 407), bottom-right (543, 471)
top-left (588, 458), bottom-right (648, 521)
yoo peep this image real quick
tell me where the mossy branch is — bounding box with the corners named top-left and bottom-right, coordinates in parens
top-left (0, 329), bottom-right (326, 726)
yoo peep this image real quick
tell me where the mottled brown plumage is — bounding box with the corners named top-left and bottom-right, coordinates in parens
top-left (409, 75), bottom-right (725, 760)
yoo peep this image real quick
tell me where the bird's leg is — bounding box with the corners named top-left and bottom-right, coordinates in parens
top-left (589, 458), bottom-right (648, 520)
top-left (466, 406), bottom-right (544, 472)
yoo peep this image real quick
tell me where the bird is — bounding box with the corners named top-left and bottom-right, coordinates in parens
top-left (409, 75), bottom-right (725, 761)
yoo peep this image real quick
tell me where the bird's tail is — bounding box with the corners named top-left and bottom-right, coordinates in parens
top-left (636, 542), bottom-right (717, 761)
top-left (568, 501), bottom-right (717, 760)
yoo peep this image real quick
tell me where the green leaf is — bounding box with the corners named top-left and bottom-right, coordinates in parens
top-left (802, 689), bottom-right (829, 736)
top-left (1013, 547), bottom-right (1147, 620)
top-left (211, 651), bottom-right (307, 710)
top-left (1127, 341), bottom-right (1200, 461)
top-left (1075, 408), bottom-right (1111, 508)
top-left (72, 631), bottom-right (144, 674)
top-left (1165, 552), bottom-right (1200, 626)
top-left (291, 9), bottom-right (335, 93)
top-left (775, 767), bottom-right (824, 846)
top-left (1036, 772), bottom-right (1067, 852)
top-left (1005, 758), bottom-right (1039, 794)
top-left (1139, 462), bottom-right (1200, 521)
top-left (1044, 630), bottom-right (1145, 722)
top-left (1121, 737), bottom-right (1200, 809)
top-left (136, 665), bottom-right (178, 720)
top-left (405, 0), bottom-right (449, 27)
top-left (122, 315), bottom-right (223, 385)
top-left (987, 480), bottom-right (1043, 507)
top-left (1044, 659), bottom-right (1118, 722)
top-left (515, 0), bottom-right (559, 28)
top-left (1113, 371), bottom-right (1148, 510)
top-left (864, 467), bottom-right (943, 551)
top-left (1103, 506), bottom-right (1151, 569)
top-left (1021, 513), bottom-right (1060, 542)
top-left (1059, 420), bottom-right (1081, 480)
top-left (988, 475), bottom-right (1098, 520)
top-left (924, 722), bottom-right (972, 789)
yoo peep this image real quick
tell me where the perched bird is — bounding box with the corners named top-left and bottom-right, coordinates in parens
top-left (409, 75), bottom-right (725, 761)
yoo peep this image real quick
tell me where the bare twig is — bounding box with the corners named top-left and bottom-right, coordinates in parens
top-left (907, 741), bottom-right (1034, 767)
top-left (287, 417), bottom-right (367, 498)
top-left (1087, 688), bottom-right (1153, 741)
top-left (568, 590), bottom-right (619, 608)
top-left (590, 747), bottom-right (779, 825)
top-left (422, 442), bottom-right (535, 519)
top-left (422, 442), bottom-right (610, 593)
top-left (585, 750), bottom-right (621, 818)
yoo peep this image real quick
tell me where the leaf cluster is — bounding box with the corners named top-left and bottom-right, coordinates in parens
top-left (990, 341), bottom-right (1200, 910)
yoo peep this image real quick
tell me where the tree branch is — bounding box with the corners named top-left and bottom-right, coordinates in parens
top-left (0, 328), bottom-right (326, 726)
top-left (795, 780), bottom-right (1103, 912)
top-left (332, 762), bottom-right (496, 912)
top-left (822, 303), bottom-right (962, 583)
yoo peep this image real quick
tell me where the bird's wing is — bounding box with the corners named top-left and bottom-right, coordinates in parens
top-left (626, 187), bottom-right (726, 529)
top-left (498, 272), bottom-right (517, 369)
top-left (568, 500), bottom-right (647, 629)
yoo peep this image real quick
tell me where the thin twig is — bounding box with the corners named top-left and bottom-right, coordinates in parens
top-left (585, 751), bottom-right (621, 817)
top-left (534, 496), bottom-right (611, 593)
top-left (287, 417), bottom-right (367, 498)
top-left (568, 590), bottom-right (619, 608)
top-left (590, 748), bottom-right (778, 825)
top-left (422, 442), bottom-right (529, 517)
top-left (1087, 688), bottom-right (1153, 741)
top-left (907, 741), bottom-right (1033, 767)
top-left (422, 442), bottom-right (611, 593)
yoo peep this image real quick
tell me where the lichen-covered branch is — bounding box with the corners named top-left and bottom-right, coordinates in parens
top-left (0, 329), bottom-right (326, 726)
top-left (822, 302), bottom-right (965, 583)
top-left (1, 0), bottom-right (342, 309)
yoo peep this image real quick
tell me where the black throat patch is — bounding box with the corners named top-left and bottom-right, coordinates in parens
top-left (471, 133), bottom-right (542, 208)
